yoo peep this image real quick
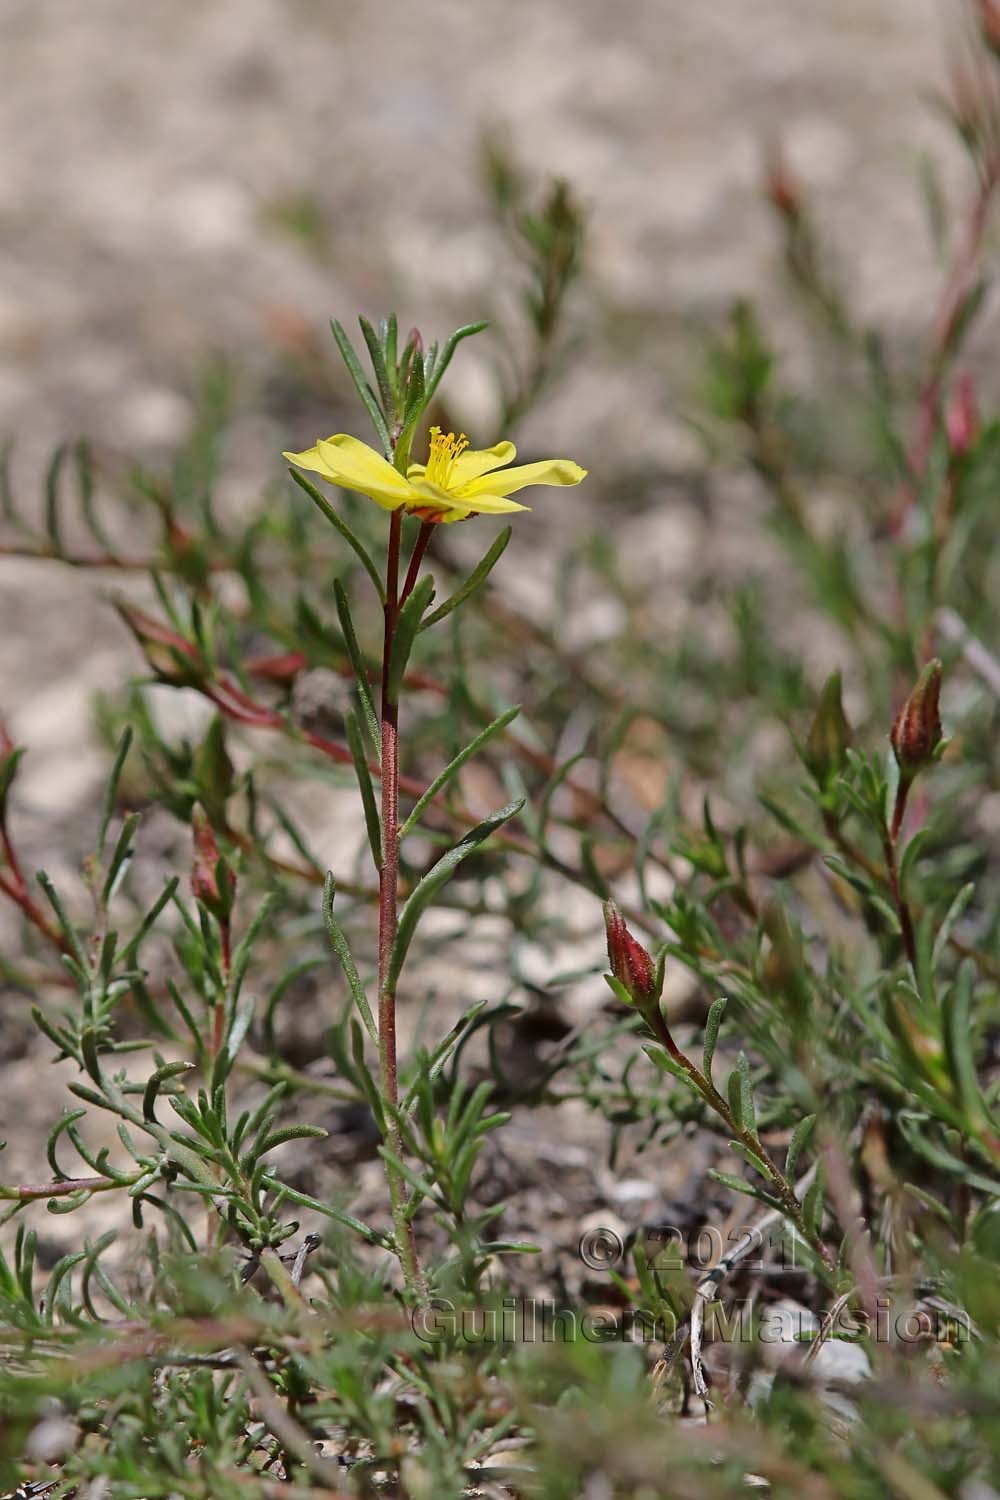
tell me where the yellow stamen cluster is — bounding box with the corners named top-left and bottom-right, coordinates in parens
top-left (424, 427), bottom-right (469, 488)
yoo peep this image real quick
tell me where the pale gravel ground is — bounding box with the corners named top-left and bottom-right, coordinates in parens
top-left (0, 1), bottom-right (980, 1238)
top-left (0, 0), bottom-right (962, 780)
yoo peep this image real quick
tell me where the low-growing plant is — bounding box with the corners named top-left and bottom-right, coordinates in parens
top-left (5, 18), bottom-right (1000, 1498)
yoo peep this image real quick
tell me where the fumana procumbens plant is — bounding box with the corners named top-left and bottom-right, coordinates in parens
top-left (6, 64), bottom-right (1000, 1496)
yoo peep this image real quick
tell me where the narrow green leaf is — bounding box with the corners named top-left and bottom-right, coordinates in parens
top-left (0, 745), bottom-right (26, 804)
top-left (729, 1140), bottom-right (773, 1181)
top-left (400, 350), bottom-right (426, 433)
top-left (143, 1062), bottom-right (194, 1123)
top-left (345, 708), bottom-right (383, 871)
top-left (402, 1001), bottom-right (487, 1110)
top-left (322, 874), bottom-right (377, 1043)
top-left (75, 438), bottom-right (114, 553)
top-left (727, 1067), bottom-right (744, 1132)
top-left (932, 882), bottom-right (976, 969)
top-left (100, 811), bottom-right (141, 907)
top-left (422, 321), bottom-right (489, 405)
top-left (329, 319), bottom-right (393, 456)
top-left (943, 963), bottom-right (986, 1127)
top-left (333, 579), bottom-right (381, 755)
top-left (401, 705), bottom-right (520, 839)
top-left (358, 315), bottom-right (394, 417)
top-left (386, 574), bottom-right (435, 704)
top-left (419, 527), bottom-right (511, 631)
top-left (349, 1017), bottom-right (386, 1132)
top-left (735, 1052), bottom-right (756, 1132)
top-left (706, 1169), bottom-right (782, 1211)
top-left (802, 1172), bottom-right (826, 1237)
top-left (229, 893), bottom-right (277, 1004)
top-left (36, 871), bottom-right (88, 972)
top-left (702, 996), bottom-right (727, 1078)
top-left (0, 438), bottom-right (17, 523)
top-left (378, 1145), bottom-right (445, 1213)
top-left (785, 1113), bottom-right (817, 1180)
top-left (32, 1006), bottom-right (76, 1060)
top-left (252, 1124), bottom-right (328, 1158)
top-left (97, 727), bottom-right (134, 859)
top-left (46, 1109), bottom-right (87, 1179)
top-left (388, 799), bottom-right (524, 990)
top-left (642, 1044), bottom-right (690, 1084)
top-left (289, 469), bottom-right (385, 603)
top-left (259, 1175), bottom-right (388, 1247)
top-left (218, 994), bottom-right (256, 1085)
top-left (44, 442), bottom-right (68, 553)
top-left (384, 314), bottom-right (399, 399)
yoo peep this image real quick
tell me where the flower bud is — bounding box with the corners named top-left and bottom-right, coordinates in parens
top-left (114, 602), bottom-right (203, 687)
top-left (604, 901), bottom-right (658, 1009)
top-left (763, 145), bottom-right (802, 224)
top-left (891, 660), bottom-right (943, 779)
top-left (191, 805), bottom-right (235, 921)
top-left (945, 372), bottom-right (979, 460)
top-left (978, 0), bottom-right (1000, 57)
top-left (803, 670), bottom-right (852, 789)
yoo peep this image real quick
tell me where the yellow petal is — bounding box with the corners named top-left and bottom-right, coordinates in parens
top-left (406, 477), bottom-right (455, 506)
top-left (286, 434), bottom-right (413, 510)
top-left (451, 440), bottom-right (517, 486)
top-left (282, 443), bottom-right (330, 476)
top-left (458, 459), bottom-right (586, 500)
top-left (441, 494), bottom-right (531, 518)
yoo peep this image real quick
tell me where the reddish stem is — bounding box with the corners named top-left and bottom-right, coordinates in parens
top-left (375, 510), bottom-right (425, 1298)
top-left (892, 156), bottom-right (1000, 539)
top-left (5, 1174), bottom-right (123, 1201)
top-left (881, 816), bottom-right (918, 976)
top-left (378, 510), bottom-right (402, 1009)
top-left (0, 819), bottom-right (69, 953)
top-left (400, 521), bottom-right (435, 606)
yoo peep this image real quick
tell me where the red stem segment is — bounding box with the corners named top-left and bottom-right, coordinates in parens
top-left (376, 510), bottom-right (425, 1299)
top-left (400, 521), bottom-right (435, 607)
top-left (0, 817), bottom-right (68, 952)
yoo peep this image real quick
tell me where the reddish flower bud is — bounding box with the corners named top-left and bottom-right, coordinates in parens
top-left (191, 805), bottom-right (235, 919)
top-left (891, 660), bottom-right (943, 779)
top-left (945, 372), bottom-right (979, 460)
top-left (763, 145), bottom-right (802, 223)
top-left (978, 0), bottom-right (1000, 56)
top-left (604, 901), bottom-right (657, 1009)
top-left (114, 602), bottom-right (203, 686)
top-left (407, 327), bottom-right (423, 358)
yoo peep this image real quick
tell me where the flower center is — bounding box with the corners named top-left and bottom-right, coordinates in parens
top-left (424, 426), bottom-right (468, 490)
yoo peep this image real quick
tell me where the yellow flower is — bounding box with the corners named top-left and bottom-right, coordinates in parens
top-left (283, 427), bottom-right (586, 524)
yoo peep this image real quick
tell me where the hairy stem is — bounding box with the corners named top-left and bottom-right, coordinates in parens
top-left (377, 509), bottom-right (425, 1299)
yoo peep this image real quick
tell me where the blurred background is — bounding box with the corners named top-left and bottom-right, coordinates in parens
top-left (0, 0), bottom-right (957, 814)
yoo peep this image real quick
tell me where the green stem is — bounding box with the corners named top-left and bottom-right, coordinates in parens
top-left (646, 1006), bottom-right (835, 1272)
